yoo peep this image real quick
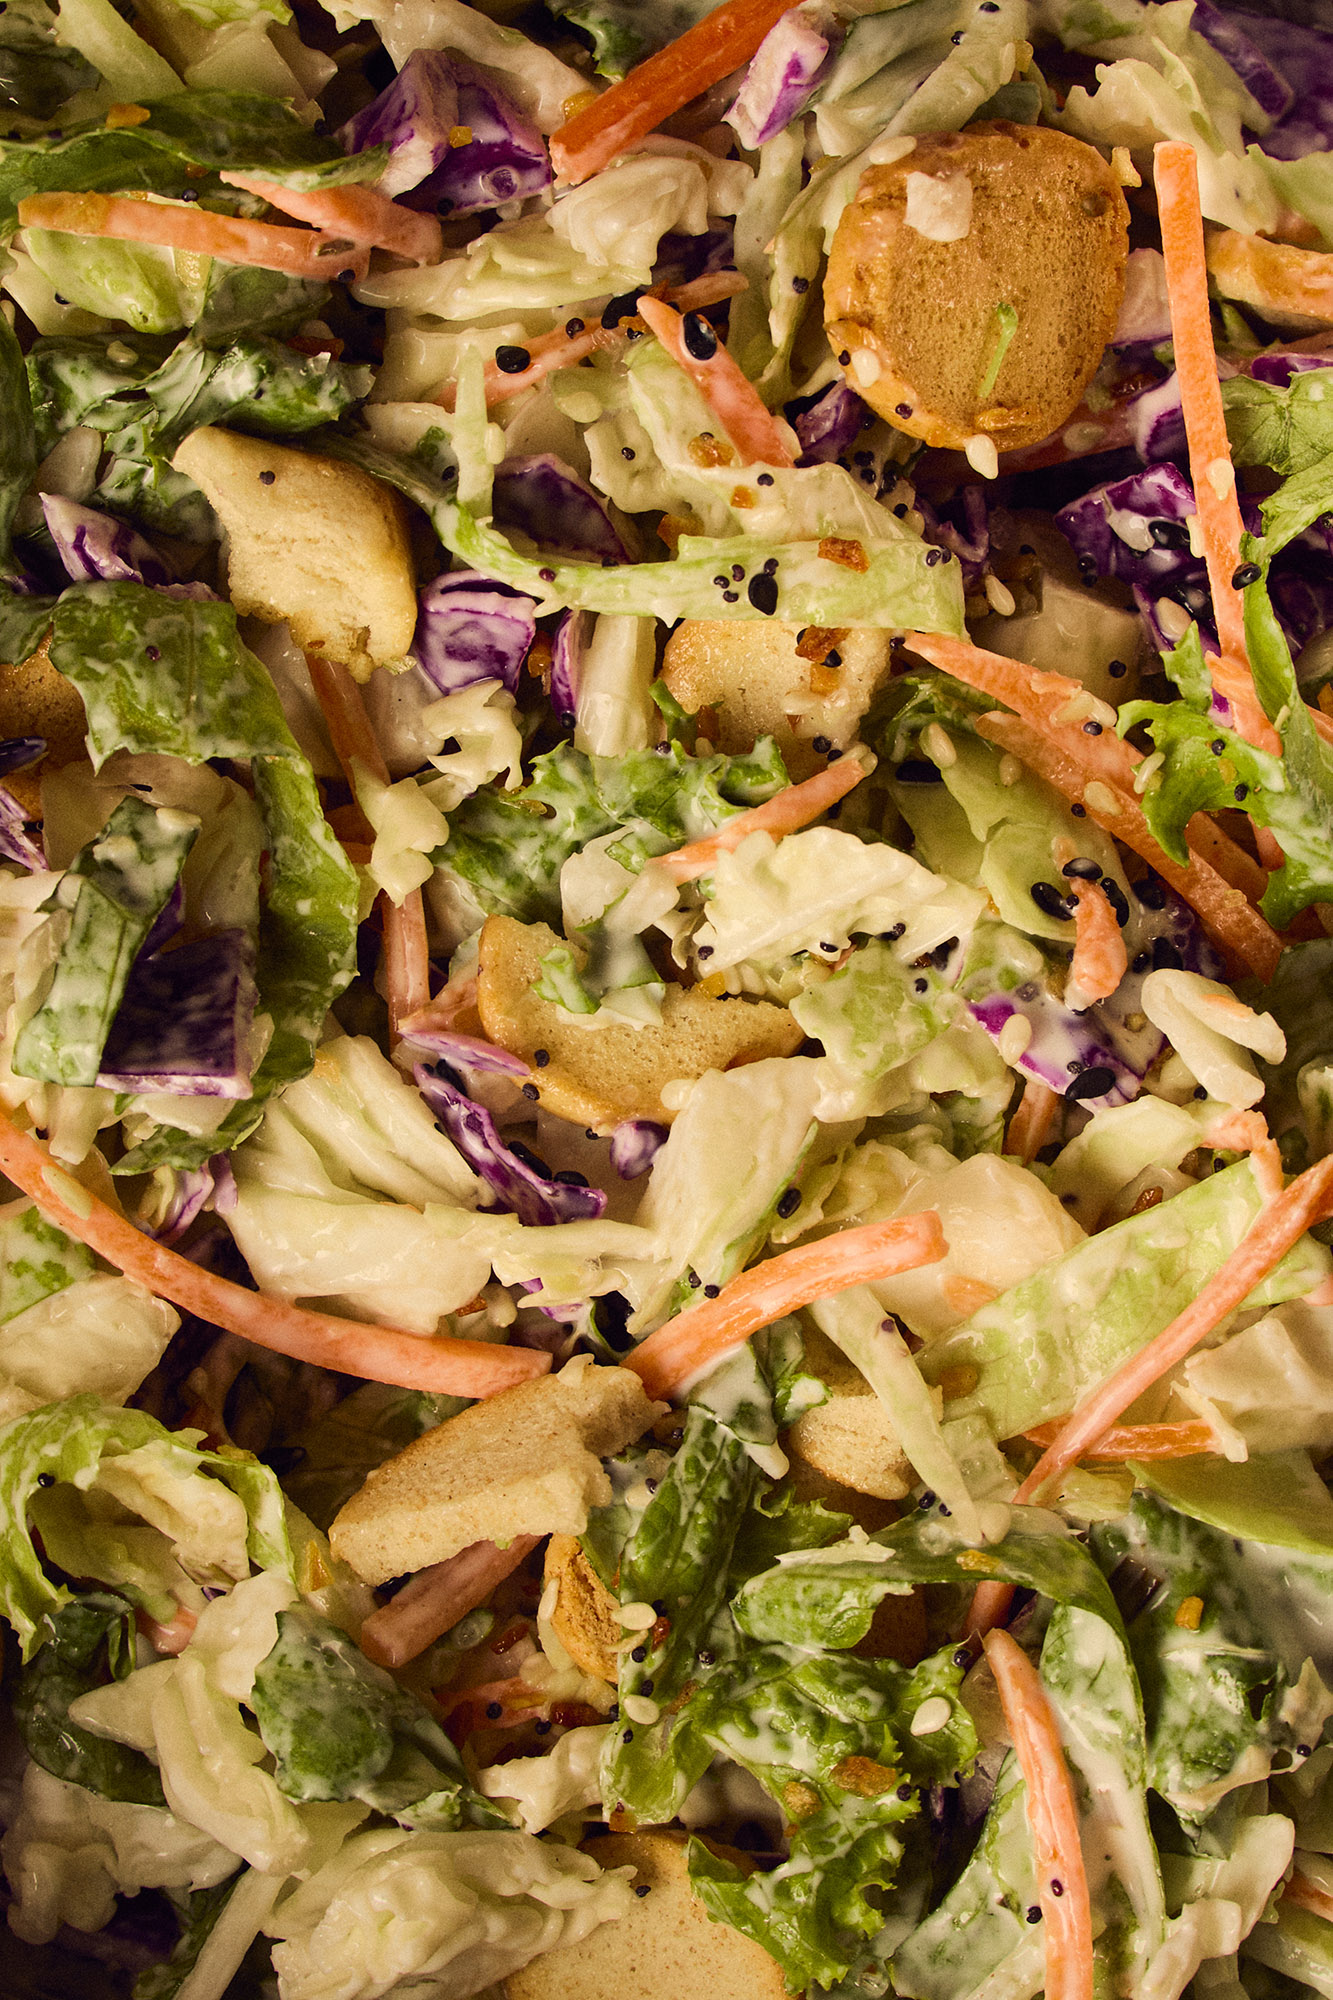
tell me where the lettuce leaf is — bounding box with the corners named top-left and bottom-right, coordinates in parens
top-left (11, 1591), bottom-right (167, 1806)
top-left (0, 311), bottom-right (36, 582)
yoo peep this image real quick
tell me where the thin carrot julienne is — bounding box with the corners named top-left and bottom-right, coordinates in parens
top-left (219, 172), bottom-right (442, 267)
top-left (982, 1628), bottom-right (1094, 2000)
top-left (16, 191), bottom-right (371, 284)
top-left (1003, 1077), bottom-right (1059, 1165)
top-left (1021, 1418), bottom-right (1220, 1460)
top-left (623, 1211), bottom-right (947, 1400)
top-left (1067, 877), bottom-right (1128, 1003)
top-left (360, 1535), bottom-right (541, 1667)
top-left (0, 1109), bottom-right (548, 1397)
top-left (635, 295), bottom-right (796, 469)
top-left (659, 752), bottom-right (871, 883)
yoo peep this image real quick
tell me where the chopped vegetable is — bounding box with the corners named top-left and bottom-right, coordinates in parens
top-left (16, 191), bottom-right (372, 282)
top-left (635, 295), bottom-right (796, 468)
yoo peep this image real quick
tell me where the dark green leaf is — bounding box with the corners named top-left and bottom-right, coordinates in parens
top-left (12, 1593), bottom-right (167, 1804)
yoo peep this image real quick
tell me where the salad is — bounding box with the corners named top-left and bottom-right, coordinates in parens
top-left (5, 0), bottom-right (1333, 1992)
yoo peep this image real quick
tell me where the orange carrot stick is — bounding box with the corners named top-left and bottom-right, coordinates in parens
top-left (659, 753), bottom-right (869, 883)
top-left (1067, 878), bottom-right (1128, 1003)
top-left (982, 1628), bottom-right (1094, 2000)
top-left (623, 1212), bottom-right (947, 1400)
top-left (0, 1109), bottom-right (548, 1397)
top-left (359, 1535), bottom-right (541, 1667)
top-left (17, 192), bottom-right (370, 283)
top-left (1015, 1152), bottom-right (1333, 1504)
top-left (551, 0), bottom-right (797, 186)
top-left (1022, 1418), bottom-right (1220, 1460)
top-left (1284, 1874), bottom-right (1333, 1926)
top-left (219, 173), bottom-right (442, 267)
top-left (636, 296), bottom-right (795, 467)
top-left (1003, 1078), bottom-right (1059, 1165)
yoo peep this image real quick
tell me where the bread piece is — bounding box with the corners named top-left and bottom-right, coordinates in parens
top-left (783, 1323), bottom-right (912, 1501)
top-left (505, 1832), bottom-right (789, 2000)
top-left (1206, 230), bottom-right (1333, 332)
top-left (824, 123), bottom-right (1128, 454)
top-left (0, 636), bottom-right (87, 816)
top-left (545, 1533), bottom-right (620, 1682)
top-left (329, 1358), bottom-right (662, 1584)
top-left (475, 915), bottom-right (804, 1134)
top-left (660, 620), bottom-right (894, 779)
top-left (172, 428), bottom-right (417, 680)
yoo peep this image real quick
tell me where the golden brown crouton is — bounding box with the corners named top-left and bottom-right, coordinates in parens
top-left (783, 1323), bottom-right (912, 1501)
top-left (0, 636), bottom-right (86, 816)
top-left (544, 1533), bottom-right (620, 1682)
top-left (475, 915), bottom-right (804, 1134)
top-left (172, 428), bottom-right (417, 680)
top-left (660, 620), bottom-right (895, 779)
top-left (329, 1357), bottom-right (661, 1584)
top-left (1206, 230), bottom-right (1333, 331)
top-left (824, 124), bottom-right (1128, 454)
top-left (505, 1832), bottom-right (790, 2000)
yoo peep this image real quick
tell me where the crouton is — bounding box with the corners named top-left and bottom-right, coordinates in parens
top-left (545, 1533), bottom-right (620, 1682)
top-left (1206, 230), bottom-right (1333, 332)
top-left (660, 620), bottom-right (895, 779)
top-left (475, 915), bottom-right (804, 1134)
top-left (783, 1323), bottom-right (912, 1501)
top-left (505, 1832), bottom-right (789, 2000)
top-left (0, 636), bottom-right (86, 816)
top-left (329, 1357), bottom-right (662, 1585)
top-left (171, 427), bottom-right (417, 681)
top-left (824, 123), bottom-right (1128, 454)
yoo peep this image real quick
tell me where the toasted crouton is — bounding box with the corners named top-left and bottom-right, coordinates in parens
top-left (0, 636), bottom-right (87, 816)
top-left (172, 428), bottom-right (417, 681)
top-left (329, 1357), bottom-right (662, 1584)
top-left (475, 915), bottom-right (804, 1134)
top-left (784, 1323), bottom-right (912, 1501)
top-left (660, 620), bottom-right (894, 778)
top-left (545, 1533), bottom-right (620, 1682)
top-left (505, 1832), bottom-right (789, 2000)
top-left (1206, 230), bottom-right (1333, 331)
top-left (824, 123), bottom-right (1128, 454)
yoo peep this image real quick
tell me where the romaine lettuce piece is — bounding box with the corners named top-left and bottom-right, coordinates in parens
top-left (11, 1592), bottom-right (167, 1806)
top-left (1134, 1451), bottom-right (1333, 1558)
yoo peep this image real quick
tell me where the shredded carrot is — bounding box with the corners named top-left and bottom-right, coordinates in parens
top-left (400, 971), bottom-right (483, 1039)
top-left (1203, 1107), bottom-right (1283, 1198)
top-left (16, 192), bottom-right (370, 284)
top-left (360, 1535), bottom-right (541, 1668)
top-left (305, 652), bottom-right (430, 1037)
top-left (963, 1580), bottom-right (1016, 1641)
top-left (623, 1211), bottom-right (947, 1400)
top-left (550, 0), bottom-right (798, 186)
top-left (1153, 143), bottom-right (1279, 754)
top-left (1067, 878), bottom-right (1128, 1003)
top-left (1015, 1152), bottom-right (1333, 1504)
top-left (1003, 1077), bottom-right (1059, 1164)
top-left (659, 752), bottom-right (869, 884)
top-left (0, 1109), bottom-right (548, 1396)
top-left (467, 269), bottom-right (747, 410)
top-left (1284, 1874), bottom-right (1333, 1926)
top-left (138, 1604), bottom-right (198, 1656)
top-left (219, 173), bottom-right (442, 267)
top-left (972, 710), bottom-right (1283, 981)
top-left (1022, 1418), bottom-right (1220, 1459)
top-left (635, 295), bottom-right (795, 468)
top-left (982, 1628), bottom-right (1094, 2000)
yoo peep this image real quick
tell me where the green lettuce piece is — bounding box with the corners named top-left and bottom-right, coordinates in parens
top-left (0, 1204), bottom-right (93, 1321)
top-left (1094, 1490), bottom-right (1333, 1829)
top-left (14, 794), bottom-right (199, 1088)
top-left (1224, 365), bottom-right (1333, 478)
top-left (1243, 1898), bottom-right (1333, 1994)
top-left (791, 939), bottom-right (957, 1078)
top-left (0, 0), bottom-right (98, 119)
top-left (11, 1591), bottom-right (167, 1805)
top-left (689, 1644), bottom-right (976, 1993)
top-left (1243, 938), bottom-right (1333, 1168)
top-left (169, 0), bottom-right (288, 29)
top-left (732, 1503), bottom-right (1122, 1650)
top-left (0, 1395), bottom-right (290, 1658)
top-left (919, 1156), bottom-right (1331, 1439)
top-left (0, 90), bottom-right (385, 231)
top-left (193, 264), bottom-right (329, 345)
top-left (22, 228), bottom-right (210, 336)
top-left (548, 0), bottom-right (714, 76)
top-left (0, 312), bottom-right (36, 584)
top-left (252, 1605), bottom-right (493, 1825)
top-left (0, 587), bottom-right (58, 664)
top-left (1261, 149), bottom-right (1333, 255)
top-left (1134, 1451), bottom-right (1333, 1558)
top-left (41, 583), bottom-right (357, 1167)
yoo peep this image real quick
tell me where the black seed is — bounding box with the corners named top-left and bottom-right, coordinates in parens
top-left (1234, 783), bottom-right (1249, 801)
top-left (757, 472), bottom-right (774, 486)
top-left (918, 1491), bottom-right (937, 1510)
top-left (635, 1884), bottom-right (651, 1897)
top-left (722, 590), bottom-right (738, 602)
top-left (697, 1648), bottom-right (715, 1665)
top-left (534, 1048), bottom-right (550, 1066)
top-left (486, 1702), bottom-right (503, 1719)
top-left (1082, 719), bottom-right (1103, 735)
top-left (1132, 949), bottom-right (1151, 973)
top-left (926, 548), bottom-right (942, 566)
top-left (53, 293), bottom-right (68, 304)
top-left (1134, 875), bottom-right (1167, 909)
top-left (521, 1081), bottom-right (539, 1100)
top-left (565, 317), bottom-right (585, 336)
top-left (623, 1728), bottom-right (634, 1743)
top-left (145, 644), bottom-right (160, 662)
top-left (687, 1271), bottom-right (701, 1288)
top-left (1149, 518), bottom-right (1191, 550)
top-left (640, 1679), bottom-right (655, 1695)
top-left (1030, 880), bottom-right (1075, 921)
top-left (1152, 937), bottom-right (1183, 971)
top-left (898, 1782), bottom-right (914, 1798)
top-left (682, 311), bottom-right (718, 360)
top-left (885, 923), bottom-right (906, 941)
top-left (259, 469), bottom-right (276, 485)
top-left (731, 563), bottom-right (745, 581)
top-left (895, 402), bottom-right (913, 417)
top-left (495, 345), bottom-right (531, 373)
top-left (1071, 802), bottom-right (1086, 817)
top-left (1232, 562), bottom-right (1261, 589)
top-left (587, 1129), bottom-right (599, 1140)
top-left (602, 289), bottom-right (643, 329)
top-left (704, 1284), bottom-right (720, 1298)
top-left (1102, 879), bottom-right (1129, 926)
top-left (748, 573), bottom-right (779, 614)
top-left (1066, 1066), bottom-right (1115, 1100)
top-left (714, 575), bottom-right (729, 587)
top-left (1194, 1085), bottom-right (1208, 1100)
top-left (812, 736), bottom-right (831, 753)
top-left (554, 1169), bottom-right (589, 1187)
top-left (36, 1471), bottom-right (54, 1488)
top-left (1027, 1906), bottom-right (1042, 1924)
top-left (1108, 658), bottom-right (1128, 677)
top-left (697, 944), bottom-right (714, 959)
top-left (622, 446), bottom-right (636, 460)
top-left (792, 276), bottom-right (810, 294)
top-left (895, 758), bottom-right (943, 785)
top-left (1061, 857), bottom-right (1101, 880)
top-left (1210, 738), bottom-right (1226, 755)
top-left (776, 1187), bottom-right (801, 1218)
top-left (914, 978), bottom-right (928, 993)
top-left (631, 1644), bottom-right (647, 1662)
top-left (951, 27), bottom-right (964, 38)
top-left (894, 502), bottom-right (909, 518)
top-left (539, 567), bottom-right (556, 582)
top-left (1051, 1880), bottom-right (1064, 1897)
top-left (838, 350), bottom-right (851, 365)
top-left (535, 1717), bottom-right (552, 1733)
top-left (763, 557), bottom-right (779, 575)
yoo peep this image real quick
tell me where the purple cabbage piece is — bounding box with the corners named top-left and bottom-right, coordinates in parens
top-left (609, 1119), bottom-right (668, 1179)
top-left (97, 931), bottom-right (259, 1096)
top-left (212, 1155), bottom-right (238, 1214)
top-left (416, 1064), bottom-right (607, 1226)
top-left (791, 380), bottom-right (868, 465)
top-left (726, 2), bottom-right (843, 149)
top-left (141, 878), bottom-right (184, 961)
top-left (1125, 372), bottom-right (1187, 463)
top-left (1234, 14), bottom-right (1333, 159)
top-left (0, 791), bottom-right (43, 871)
top-left (40, 495), bottom-right (213, 599)
top-left (341, 49), bottom-right (550, 216)
top-left (550, 608), bottom-right (588, 728)
top-left (968, 985), bottom-right (1140, 1111)
top-left (150, 1162), bottom-right (216, 1245)
top-left (919, 487), bottom-right (989, 588)
top-left (494, 456), bottom-right (632, 565)
top-left (1056, 462), bottom-right (1202, 594)
top-left (1248, 352), bottom-right (1333, 388)
top-left (1113, 250), bottom-right (1173, 353)
top-left (1188, 0), bottom-right (1293, 120)
top-left (413, 571), bottom-right (537, 697)
top-left (0, 736), bottom-right (44, 777)
top-left (1272, 565), bottom-right (1333, 658)
top-left (401, 1025), bottom-right (532, 1077)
